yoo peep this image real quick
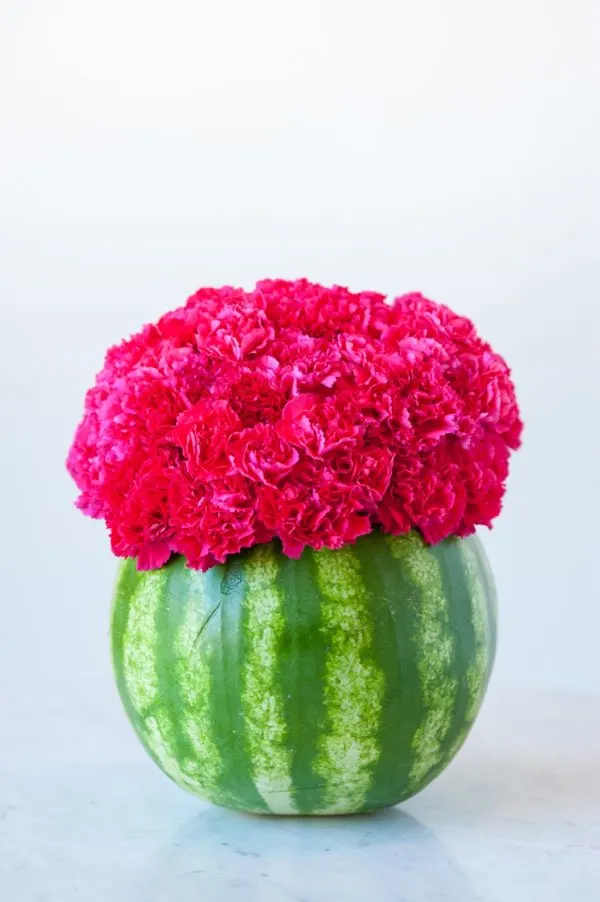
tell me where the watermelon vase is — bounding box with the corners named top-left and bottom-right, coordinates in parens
top-left (111, 529), bottom-right (496, 816)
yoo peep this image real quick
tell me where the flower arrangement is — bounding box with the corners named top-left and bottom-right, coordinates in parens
top-left (67, 279), bottom-right (522, 571)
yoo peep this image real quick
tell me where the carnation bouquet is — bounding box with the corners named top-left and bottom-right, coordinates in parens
top-left (68, 279), bottom-right (521, 815)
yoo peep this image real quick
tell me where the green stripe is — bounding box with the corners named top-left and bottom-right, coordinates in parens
top-left (312, 544), bottom-right (385, 814)
top-left (443, 536), bottom-right (495, 763)
top-left (426, 537), bottom-right (479, 781)
top-left (110, 559), bottom-right (141, 717)
top-left (166, 558), bottom-right (225, 803)
top-left (119, 566), bottom-right (194, 788)
top-left (153, 560), bottom-right (195, 788)
top-left (277, 546), bottom-right (328, 814)
top-left (242, 545), bottom-right (295, 814)
top-left (461, 538), bottom-right (495, 720)
top-left (121, 568), bottom-right (165, 712)
top-left (111, 561), bottom-right (162, 766)
top-left (352, 533), bottom-right (423, 809)
top-left (386, 532), bottom-right (458, 793)
top-left (207, 558), bottom-right (268, 813)
top-left (474, 536), bottom-right (498, 658)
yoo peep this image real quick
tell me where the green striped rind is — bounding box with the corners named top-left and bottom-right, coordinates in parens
top-left (241, 545), bottom-right (295, 813)
top-left (112, 557), bottom-right (267, 812)
top-left (352, 534), bottom-right (424, 810)
top-left (443, 537), bottom-right (496, 763)
top-left (475, 540), bottom-right (498, 657)
top-left (385, 532), bottom-right (459, 792)
top-left (166, 559), bottom-right (225, 803)
top-left (113, 565), bottom-right (196, 790)
top-left (111, 559), bottom-right (143, 748)
top-left (275, 549), bottom-right (328, 814)
top-left (112, 561), bottom-right (224, 800)
top-left (422, 537), bottom-right (481, 786)
top-left (111, 530), bottom-right (497, 816)
top-left (195, 560), bottom-right (268, 813)
top-left (462, 539), bottom-right (495, 720)
top-left (312, 545), bottom-right (385, 814)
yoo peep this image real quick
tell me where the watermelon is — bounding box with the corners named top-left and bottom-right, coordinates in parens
top-left (111, 529), bottom-right (496, 815)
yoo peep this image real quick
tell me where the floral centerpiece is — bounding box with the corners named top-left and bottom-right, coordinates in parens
top-left (68, 279), bottom-right (521, 815)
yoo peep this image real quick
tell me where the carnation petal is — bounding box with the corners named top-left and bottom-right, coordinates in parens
top-left (66, 279), bottom-right (522, 569)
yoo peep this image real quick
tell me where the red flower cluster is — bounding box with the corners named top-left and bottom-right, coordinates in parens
top-left (67, 280), bottom-right (522, 570)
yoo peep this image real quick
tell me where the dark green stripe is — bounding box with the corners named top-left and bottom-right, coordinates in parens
top-left (276, 544), bottom-right (328, 814)
top-left (424, 537), bottom-right (479, 783)
top-left (207, 554), bottom-right (269, 813)
top-left (355, 531), bottom-right (426, 809)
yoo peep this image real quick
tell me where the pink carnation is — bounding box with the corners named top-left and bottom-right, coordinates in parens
top-left (67, 280), bottom-right (522, 570)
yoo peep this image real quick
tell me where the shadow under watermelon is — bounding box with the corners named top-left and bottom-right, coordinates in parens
top-left (138, 804), bottom-right (476, 902)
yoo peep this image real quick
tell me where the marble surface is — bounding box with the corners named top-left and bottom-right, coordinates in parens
top-left (1, 687), bottom-right (599, 902)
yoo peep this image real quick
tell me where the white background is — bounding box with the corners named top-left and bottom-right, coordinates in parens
top-left (1, 0), bottom-right (599, 760)
top-left (2, 4), bottom-right (600, 901)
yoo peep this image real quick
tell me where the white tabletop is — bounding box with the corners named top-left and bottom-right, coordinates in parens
top-left (2, 686), bottom-right (599, 902)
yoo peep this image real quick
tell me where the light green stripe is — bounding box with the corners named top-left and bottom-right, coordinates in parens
top-left (173, 568), bottom-right (225, 802)
top-left (122, 571), bottom-right (165, 712)
top-left (460, 540), bottom-right (492, 722)
top-left (387, 533), bottom-right (457, 791)
top-left (122, 570), bottom-right (201, 794)
top-left (242, 546), bottom-right (295, 814)
top-left (313, 545), bottom-right (385, 814)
